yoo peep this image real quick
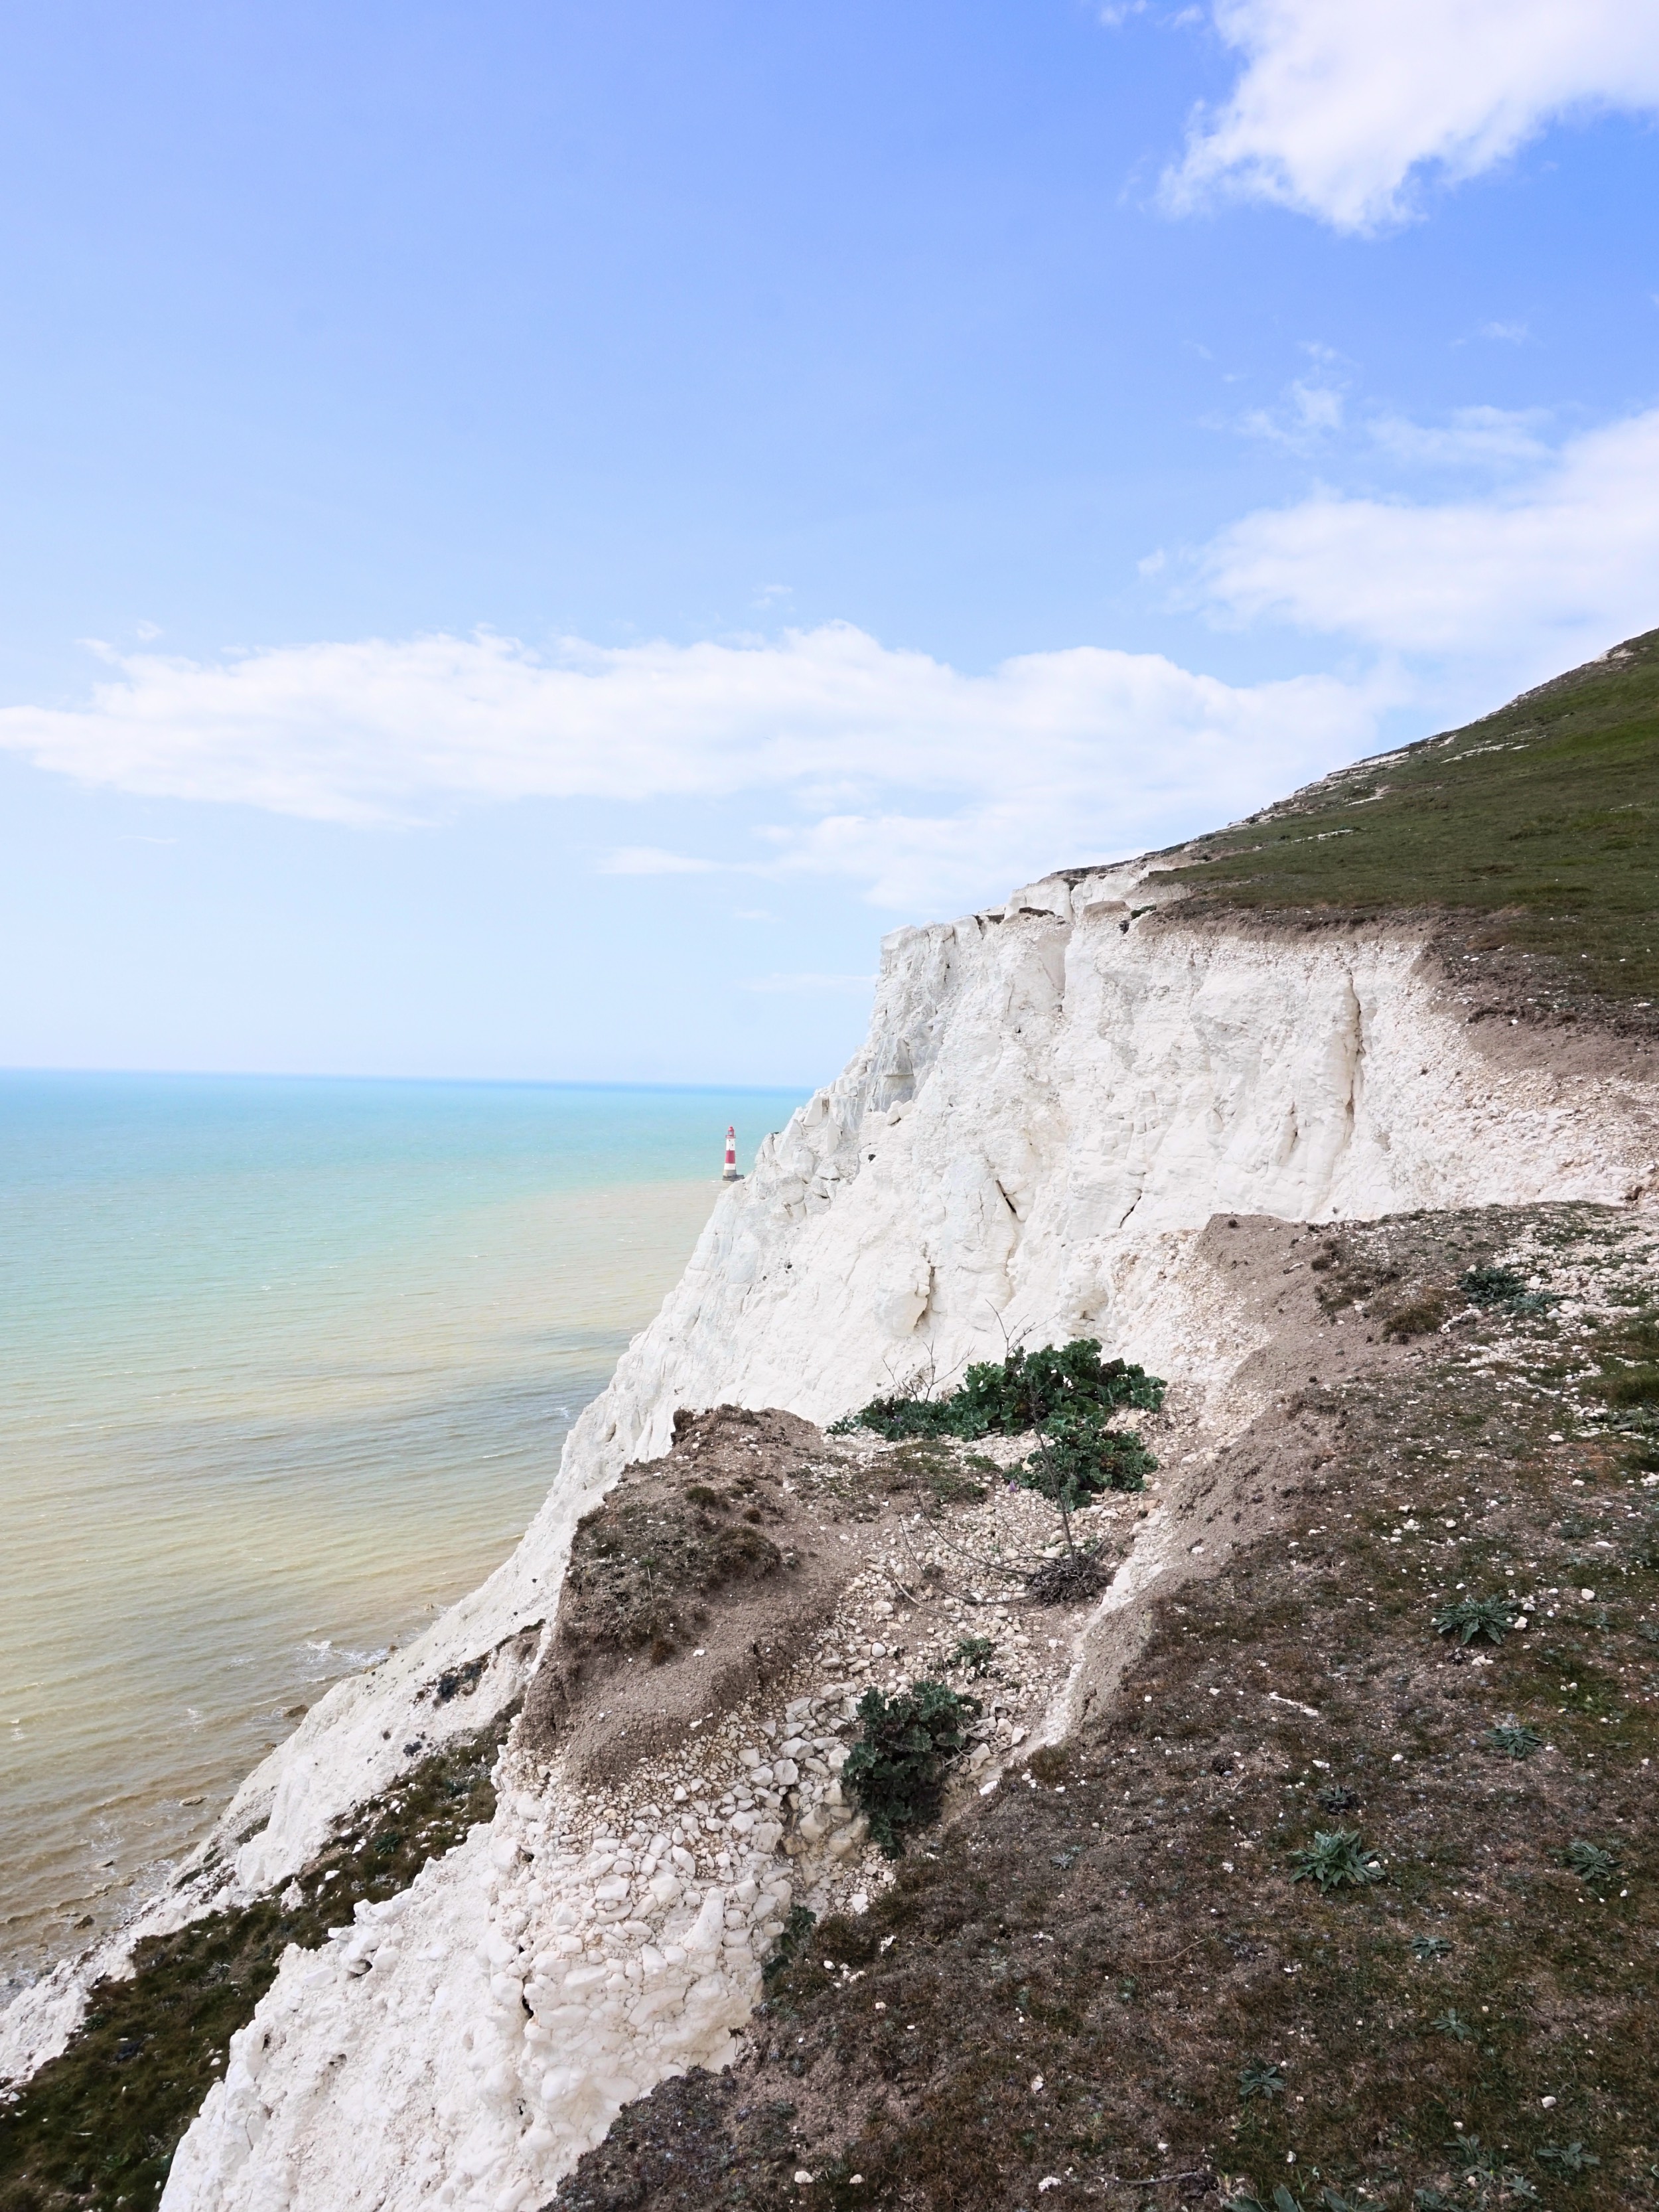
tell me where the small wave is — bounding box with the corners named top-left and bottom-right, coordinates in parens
top-left (299, 1639), bottom-right (387, 1672)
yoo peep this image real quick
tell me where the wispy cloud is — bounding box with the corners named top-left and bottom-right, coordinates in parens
top-left (1366, 404), bottom-right (1552, 471)
top-left (1190, 404), bottom-right (1659, 662)
top-left (1157, 0), bottom-right (1659, 232)
top-left (1239, 378), bottom-right (1346, 451)
top-left (0, 623), bottom-right (1384, 911)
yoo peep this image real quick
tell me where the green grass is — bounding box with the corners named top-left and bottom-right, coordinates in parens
top-left (0, 1719), bottom-right (507, 2212)
top-left (1149, 627), bottom-right (1659, 1017)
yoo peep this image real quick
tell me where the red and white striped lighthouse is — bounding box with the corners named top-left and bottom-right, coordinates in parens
top-left (722, 1125), bottom-right (740, 1181)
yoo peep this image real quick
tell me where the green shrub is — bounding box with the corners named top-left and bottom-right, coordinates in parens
top-left (1461, 1264), bottom-right (1528, 1307)
top-left (1431, 2010), bottom-right (1474, 2041)
top-left (1410, 1935), bottom-right (1453, 1960)
top-left (1020, 1403), bottom-right (1157, 1505)
top-left (841, 1680), bottom-right (980, 1858)
top-left (1289, 1828), bottom-right (1384, 1892)
top-left (1432, 1594), bottom-right (1518, 1645)
top-left (833, 1339), bottom-right (1165, 1442)
top-left (950, 1634), bottom-right (997, 1676)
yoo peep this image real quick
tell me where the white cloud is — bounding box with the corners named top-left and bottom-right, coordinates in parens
top-left (1366, 404), bottom-right (1552, 471)
top-left (0, 623), bottom-right (1382, 911)
top-left (1193, 404), bottom-right (1659, 662)
top-left (1240, 378), bottom-right (1346, 450)
top-left (1163, 0), bottom-right (1659, 231)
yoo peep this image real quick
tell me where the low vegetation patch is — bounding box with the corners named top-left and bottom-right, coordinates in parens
top-left (1148, 625), bottom-right (1659, 1023)
top-left (1288, 1829), bottom-right (1385, 1894)
top-left (555, 1408), bottom-right (805, 1667)
top-left (832, 1339), bottom-right (1164, 1444)
top-left (1430, 1596), bottom-right (1517, 1647)
top-left (1024, 1544), bottom-right (1114, 1606)
top-left (841, 1682), bottom-right (980, 1859)
top-left (0, 1720), bottom-right (507, 2212)
top-left (1482, 1723), bottom-right (1542, 1761)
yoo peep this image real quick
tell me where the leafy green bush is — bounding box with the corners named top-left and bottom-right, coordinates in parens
top-left (1431, 2009), bottom-right (1474, 2041)
top-left (833, 1338), bottom-right (1165, 1442)
top-left (1432, 1594), bottom-right (1518, 1646)
top-left (1288, 1828), bottom-right (1384, 1892)
top-left (1410, 1935), bottom-right (1453, 1960)
top-left (1019, 1402), bottom-right (1157, 1505)
top-left (1460, 1264), bottom-right (1529, 1307)
top-left (841, 1680), bottom-right (980, 1858)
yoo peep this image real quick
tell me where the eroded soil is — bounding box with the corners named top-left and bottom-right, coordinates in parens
top-left (551, 1203), bottom-right (1659, 2212)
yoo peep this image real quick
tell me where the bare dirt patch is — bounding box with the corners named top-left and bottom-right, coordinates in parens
top-left (518, 1407), bottom-right (978, 1789)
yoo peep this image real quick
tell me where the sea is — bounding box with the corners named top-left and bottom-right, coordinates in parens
top-left (0, 1071), bottom-right (806, 1996)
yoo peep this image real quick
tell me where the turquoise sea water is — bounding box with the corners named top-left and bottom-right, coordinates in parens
top-left (0, 1072), bottom-right (805, 1991)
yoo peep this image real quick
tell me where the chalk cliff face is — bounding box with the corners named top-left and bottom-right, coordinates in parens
top-left (9, 860), bottom-right (1655, 2210)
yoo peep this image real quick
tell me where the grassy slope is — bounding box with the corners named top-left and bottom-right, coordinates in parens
top-left (0, 1718), bottom-right (510, 2212)
top-left (1149, 628), bottom-right (1659, 1025)
top-left (552, 1209), bottom-right (1659, 2212)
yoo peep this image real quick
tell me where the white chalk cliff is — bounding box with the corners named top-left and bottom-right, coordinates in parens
top-left (7, 853), bottom-right (1656, 2211)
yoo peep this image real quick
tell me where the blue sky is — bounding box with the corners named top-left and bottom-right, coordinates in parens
top-left (3, 0), bottom-right (1657, 1084)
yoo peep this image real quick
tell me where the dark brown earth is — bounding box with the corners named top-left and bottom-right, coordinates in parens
top-left (520, 1406), bottom-right (982, 1789)
top-left (549, 1203), bottom-right (1659, 2212)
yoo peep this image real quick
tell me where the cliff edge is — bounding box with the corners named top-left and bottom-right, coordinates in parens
top-left (3, 633), bottom-right (1656, 2212)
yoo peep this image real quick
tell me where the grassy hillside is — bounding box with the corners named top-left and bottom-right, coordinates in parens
top-left (0, 1721), bottom-right (509, 2212)
top-left (1151, 630), bottom-right (1659, 1025)
top-left (552, 1206), bottom-right (1659, 2212)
